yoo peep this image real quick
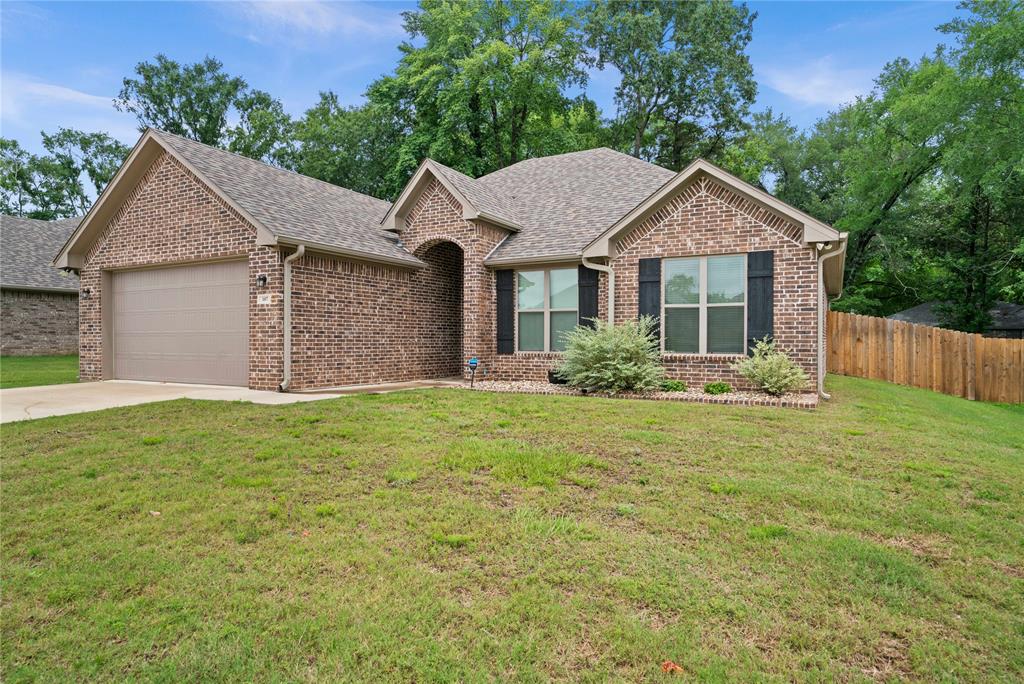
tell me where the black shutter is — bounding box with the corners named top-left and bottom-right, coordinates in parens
top-left (578, 265), bottom-right (599, 328)
top-left (638, 258), bottom-right (661, 339)
top-left (496, 269), bottom-right (514, 355)
top-left (746, 251), bottom-right (774, 354)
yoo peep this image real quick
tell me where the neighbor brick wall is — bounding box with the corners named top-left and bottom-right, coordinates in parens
top-left (78, 152), bottom-right (284, 389)
top-left (1, 289), bottom-right (79, 355)
top-left (487, 175), bottom-right (819, 390)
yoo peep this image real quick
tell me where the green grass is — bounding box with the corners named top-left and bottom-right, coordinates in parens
top-left (2, 376), bottom-right (1022, 682)
top-left (0, 355), bottom-right (78, 389)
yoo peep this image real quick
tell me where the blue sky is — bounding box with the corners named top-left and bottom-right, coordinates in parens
top-left (2, 1), bottom-right (963, 156)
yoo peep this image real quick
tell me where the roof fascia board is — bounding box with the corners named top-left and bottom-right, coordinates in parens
top-left (381, 159), bottom-right (520, 233)
top-left (483, 252), bottom-right (581, 268)
top-left (275, 237), bottom-right (425, 270)
top-left (1, 284), bottom-right (79, 294)
top-left (53, 129), bottom-right (278, 270)
top-left (582, 158), bottom-right (842, 260)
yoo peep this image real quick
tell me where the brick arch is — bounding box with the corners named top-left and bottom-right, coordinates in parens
top-left (412, 235), bottom-right (468, 258)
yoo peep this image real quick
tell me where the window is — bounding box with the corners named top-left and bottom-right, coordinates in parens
top-left (663, 254), bottom-right (746, 354)
top-left (517, 268), bottom-right (578, 352)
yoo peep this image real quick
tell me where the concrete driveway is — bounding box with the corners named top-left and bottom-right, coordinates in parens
top-left (0, 380), bottom-right (334, 423)
top-left (0, 378), bottom-right (465, 423)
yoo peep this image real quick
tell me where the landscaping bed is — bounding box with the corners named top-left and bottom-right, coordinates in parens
top-left (469, 379), bottom-right (819, 409)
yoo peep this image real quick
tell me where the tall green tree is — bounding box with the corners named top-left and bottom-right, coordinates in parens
top-left (281, 93), bottom-right (401, 200)
top-left (367, 0), bottom-right (589, 189)
top-left (584, 0), bottom-right (756, 167)
top-left (0, 130), bottom-right (129, 219)
top-left (115, 55), bottom-right (291, 162)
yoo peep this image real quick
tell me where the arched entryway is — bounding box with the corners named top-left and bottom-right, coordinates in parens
top-left (413, 240), bottom-right (464, 378)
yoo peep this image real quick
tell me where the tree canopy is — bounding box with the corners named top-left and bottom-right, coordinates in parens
top-left (3, 0), bottom-right (1021, 330)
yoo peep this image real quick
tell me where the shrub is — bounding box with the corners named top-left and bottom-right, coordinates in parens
top-left (731, 337), bottom-right (809, 396)
top-left (703, 381), bottom-right (732, 395)
top-left (660, 379), bottom-right (687, 392)
top-left (554, 316), bottom-right (665, 393)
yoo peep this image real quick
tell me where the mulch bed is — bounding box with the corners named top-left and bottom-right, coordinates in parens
top-left (466, 380), bottom-right (819, 410)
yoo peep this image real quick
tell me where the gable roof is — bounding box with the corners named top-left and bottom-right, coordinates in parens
top-left (479, 148), bottom-right (676, 264)
top-left (55, 129), bottom-right (423, 271)
top-left (889, 301), bottom-right (1024, 331)
top-left (381, 159), bottom-right (522, 232)
top-left (1, 215), bottom-right (80, 292)
top-left (582, 158), bottom-right (844, 261)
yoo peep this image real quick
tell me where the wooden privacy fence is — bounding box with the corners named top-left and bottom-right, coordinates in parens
top-left (827, 310), bottom-right (1024, 403)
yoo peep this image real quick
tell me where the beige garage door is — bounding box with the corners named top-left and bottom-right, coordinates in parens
top-left (112, 261), bottom-right (249, 386)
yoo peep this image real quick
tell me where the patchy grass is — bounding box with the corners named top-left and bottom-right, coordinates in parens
top-left (0, 355), bottom-right (77, 389)
top-left (2, 376), bottom-right (1022, 682)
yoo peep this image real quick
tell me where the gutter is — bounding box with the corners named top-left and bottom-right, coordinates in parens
top-left (581, 256), bottom-right (615, 323)
top-left (279, 244), bottom-right (305, 392)
top-left (816, 239), bottom-right (847, 399)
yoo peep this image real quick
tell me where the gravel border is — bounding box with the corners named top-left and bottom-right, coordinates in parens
top-left (465, 380), bottom-right (818, 409)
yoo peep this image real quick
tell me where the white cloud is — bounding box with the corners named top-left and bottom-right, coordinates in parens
top-left (221, 1), bottom-right (405, 46)
top-left (1, 72), bottom-right (138, 150)
top-left (759, 56), bottom-right (874, 108)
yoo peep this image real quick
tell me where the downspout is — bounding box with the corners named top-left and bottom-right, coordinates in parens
top-left (816, 239), bottom-right (847, 399)
top-left (279, 244), bottom-right (305, 392)
top-left (582, 256), bottom-right (615, 323)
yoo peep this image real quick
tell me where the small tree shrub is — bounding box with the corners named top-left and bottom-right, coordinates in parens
top-left (660, 379), bottom-right (687, 392)
top-left (703, 381), bottom-right (732, 395)
top-left (732, 337), bottom-right (809, 396)
top-left (555, 316), bottom-right (665, 393)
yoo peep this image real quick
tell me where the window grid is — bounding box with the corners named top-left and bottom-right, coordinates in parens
top-left (662, 255), bottom-right (747, 355)
top-left (516, 269), bottom-right (578, 352)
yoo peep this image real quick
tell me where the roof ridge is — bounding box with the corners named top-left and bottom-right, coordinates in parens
top-left (151, 128), bottom-right (391, 208)
top-left (477, 146), bottom-right (672, 181)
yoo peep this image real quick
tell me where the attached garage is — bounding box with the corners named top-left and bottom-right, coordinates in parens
top-left (111, 260), bottom-right (248, 386)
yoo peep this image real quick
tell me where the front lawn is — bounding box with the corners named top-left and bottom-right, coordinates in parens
top-left (2, 376), bottom-right (1022, 681)
top-left (0, 355), bottom-right (78, 389)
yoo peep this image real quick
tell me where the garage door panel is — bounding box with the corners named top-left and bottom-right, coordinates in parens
top-left (112, 261), bottom-right (249, 386)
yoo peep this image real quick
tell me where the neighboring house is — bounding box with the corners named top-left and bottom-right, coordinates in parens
top-left (889, 301), bottom-right (1024, 339)
top-left (1, 215), bottom-right (80, 356)
top-left (54, 129), bottom-right (847, 394)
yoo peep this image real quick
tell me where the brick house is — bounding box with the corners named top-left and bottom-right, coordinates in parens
top-left (1, 215), bottom-right (80, 355)
top-left (53, 129), bottom-right (846, 394)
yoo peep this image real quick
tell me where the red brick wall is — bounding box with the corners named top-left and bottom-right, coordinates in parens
top-left (78, 152), bottom-right (284, 390)
top-left (613, 175), bottom-right (818, 390)
top-left (487, 176), bottom-right (819, 391)
top-left (1, 289), bottom-right (78, 355)
top-left (399, 179), bottom-right (510, 379)
top-left (287, 241), bottom-right (463, 389)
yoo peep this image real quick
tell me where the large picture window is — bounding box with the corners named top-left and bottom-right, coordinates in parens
top-left (517, 268), bottom-right (578, 352)
top-left (663, 255), bottom-right (746, 354)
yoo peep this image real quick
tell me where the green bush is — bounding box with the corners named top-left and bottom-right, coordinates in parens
top-left (660, 379), bottom-right (687, 392)
top-left (731, 337), bottom-right (809, 396)
top-left (554, 316), bottom-right (665, 393)
top-left (703, 381), bottom-right (732, 395)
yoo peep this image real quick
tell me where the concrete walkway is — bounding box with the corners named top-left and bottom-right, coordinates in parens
top-left (1, 378), bottom-right (464, 423)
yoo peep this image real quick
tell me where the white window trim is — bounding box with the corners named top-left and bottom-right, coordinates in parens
top-left (661, 254), bottom-right (747, 355)
top-left (516, 269), bottom-right (578, 352)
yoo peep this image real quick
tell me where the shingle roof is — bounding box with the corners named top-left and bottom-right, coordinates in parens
top-left (1, 215), bottom-right (80, 292)
top-left (428, 161), bottom-right (521, 229)
top-left (478, 148), bottom-right (676, 262)
top-left (153, 130), bottom-right (422, 267)
top-left (890, 301), bottom-right (1024, 331)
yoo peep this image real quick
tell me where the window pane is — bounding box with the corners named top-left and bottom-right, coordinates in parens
top-left (517, 271), bottom-right (544, 310)
top-left (550, 311), bottom-right (577, 352)
top-left (518, 312), bottom-right (544, 351)
top-left (664, 308), bottom-right (699, 353)
top-left (707, 255), bottom-right (745, 304)
top-left (707, 306), bottom-right (745, 353)
top-left (549, 269), bottom-right (578, 309)
top-left (664, 258), bottom-right (699, 305)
